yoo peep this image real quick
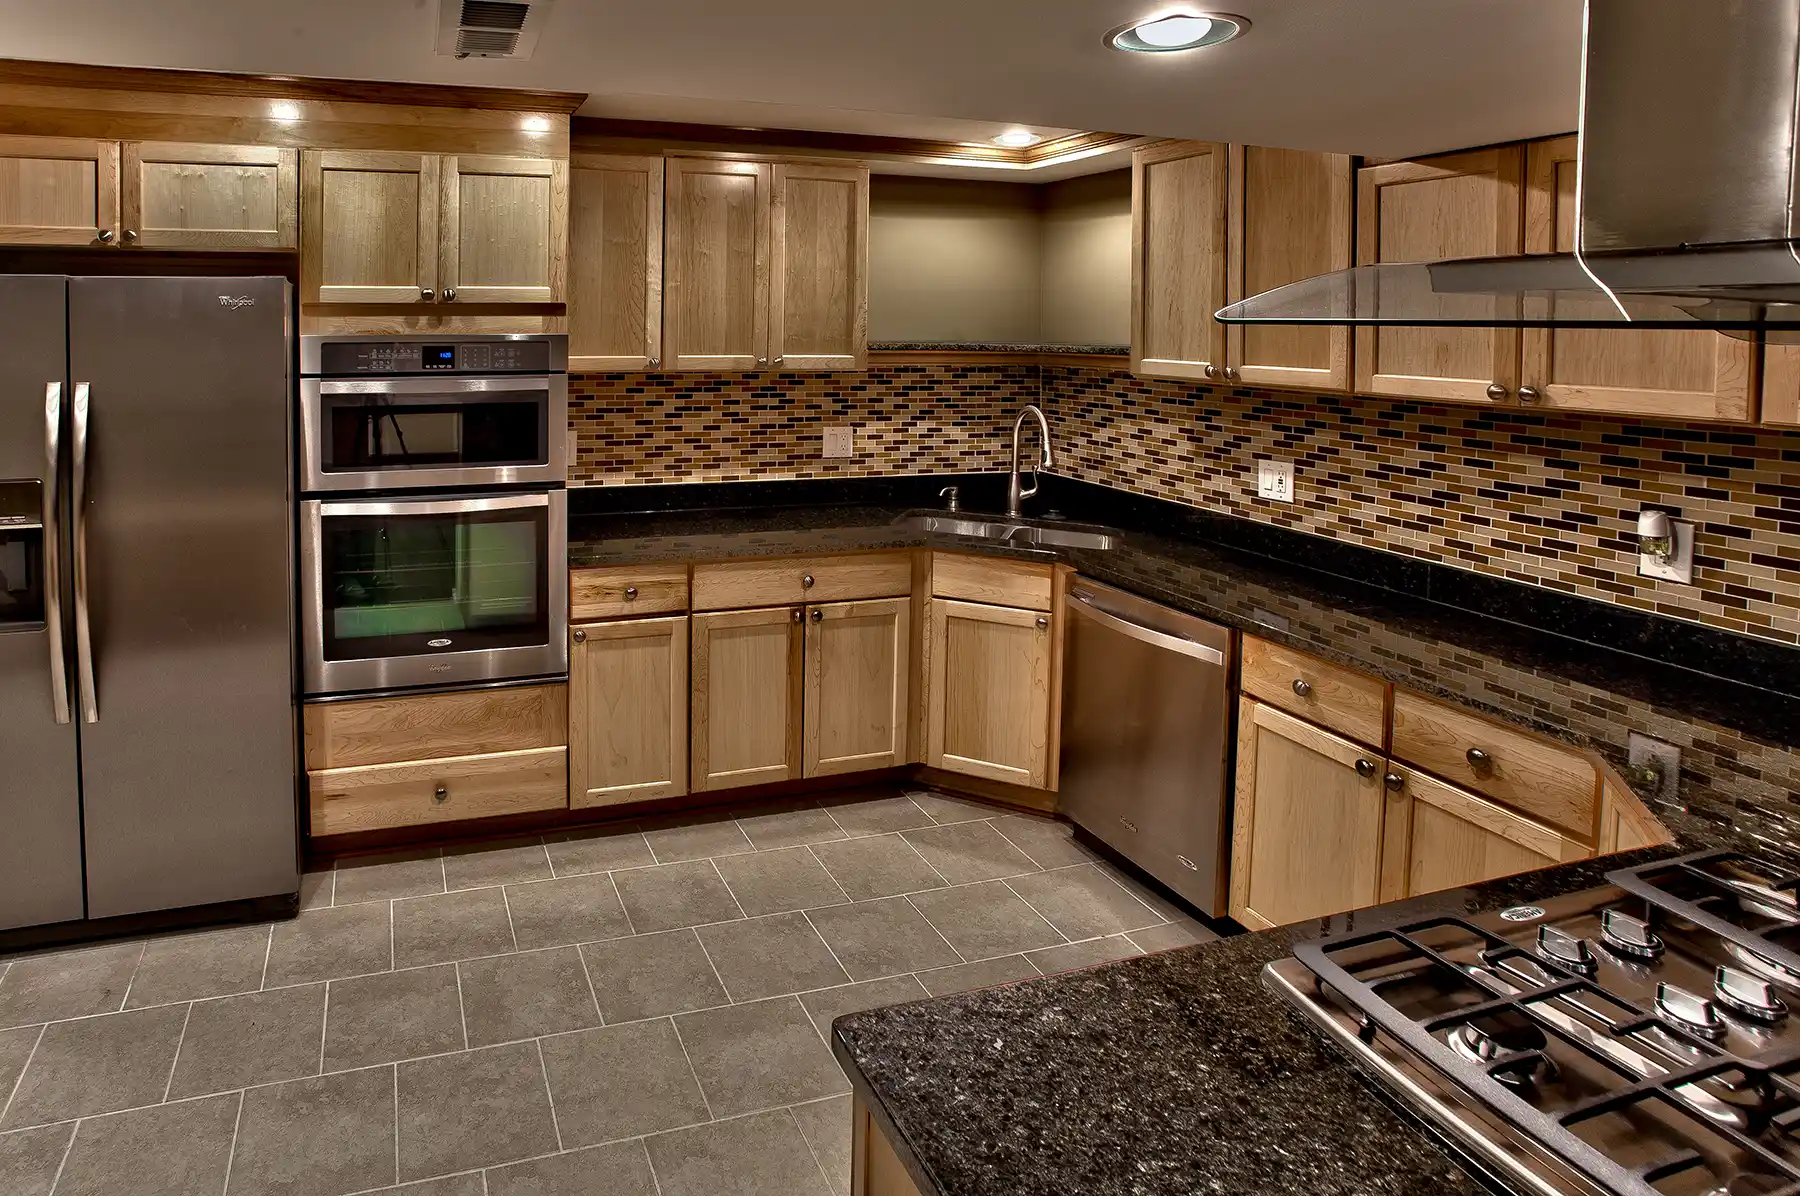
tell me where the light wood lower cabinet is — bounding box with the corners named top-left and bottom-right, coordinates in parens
top-left (570, 616), bottom-right (688, 808)
top-left (805, 598), bottom-right (910, 776)
top-left (853, 1095), bottom-right (925, 1196)
top-left (1381, 767), bottom-right (1587, 901)
top-left (1229, 699), bottom-right (1387, 930)
top-left (691, 606), bottom-right (804, 791)
top-left (924, 598), bottom-right (1053, 789)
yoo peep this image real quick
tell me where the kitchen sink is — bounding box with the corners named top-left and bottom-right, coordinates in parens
top-left (894, 513), bottom-right (1121, 550)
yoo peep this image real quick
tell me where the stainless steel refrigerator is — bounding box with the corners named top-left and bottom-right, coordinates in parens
top-left (0, 275), bottom-right (299, 934)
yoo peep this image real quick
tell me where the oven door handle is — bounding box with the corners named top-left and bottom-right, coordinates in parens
top-left (317, 492), bottom-right (552, 518)
top-left (314, 375), bottom-right (556, 397)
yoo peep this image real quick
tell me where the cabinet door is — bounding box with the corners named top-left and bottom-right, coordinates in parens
top-left (121, 142), bottom-right (297, 250)
top-left (1227, 145), bottom-right (1353, 390)
top-left (804, 598), bottom-right (909, 777)
top-left (0, 134), bottom-right (118, 246)
top-left (691, 606), bottom-right (802, 791)
top-left (1228, 699), bottom-right (1386, 930)
top-left (1520, 136), bottom-right (1753, 421)
top-left (568, 153), bottom-right (664, 370)
top-left (769, 162), bottom-right (868, 371)
top-left (301, 150), bottom-right (439, 304)
top-left (569, 616), bottom-right (688, 808)
top-left (925, 598), bottom-right (1053, 788)
top-left (440, 154), bottom-right (568, 304)
top-left (664, 157), bottom-right (771, 370)
top-left (1356, 147), bottom-right (1524, 404)
top-left (1384, 767), bottom-right (1585, 900)
top-left (1131, 140), bottom-right (1228, 381)
top-left (1763, 345), bottom-right (1800, 426)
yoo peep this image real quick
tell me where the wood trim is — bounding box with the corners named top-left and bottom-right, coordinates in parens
top-left (1044, 565), bottom-right (1072, 793)
top-left (1227, 695), bottom-right (1262, 921)
top-left (803, 597), bottom-right (911, 777)
top-left (0, 58), bottom-right (585, 114)
top-left (569, 615), bottom-right (689, 808)
top-left (567, 152), bottom-right (665, 371)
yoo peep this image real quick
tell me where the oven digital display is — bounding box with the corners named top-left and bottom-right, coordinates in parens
top-left (422, 345), bottom-right (456, 370)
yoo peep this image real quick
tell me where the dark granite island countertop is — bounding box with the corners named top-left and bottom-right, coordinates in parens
top-left (831, 846), bottom-right (1692, 1196)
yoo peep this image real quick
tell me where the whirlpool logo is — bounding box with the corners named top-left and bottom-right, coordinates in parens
top-left (427, 638), bottom-right (454, 649)
top-left (217, 295), bottom-right (256, 309)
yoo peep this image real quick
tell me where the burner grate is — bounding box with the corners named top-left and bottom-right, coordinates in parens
top-left (1609, 852), bottom-right (1800, 978)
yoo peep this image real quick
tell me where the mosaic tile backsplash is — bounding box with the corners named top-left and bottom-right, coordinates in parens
top-left (569, 363), bottom-right (1800, 650)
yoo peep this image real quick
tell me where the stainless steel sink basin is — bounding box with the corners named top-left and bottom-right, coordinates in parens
top-left (894, 513), bottom-right (1120, 550)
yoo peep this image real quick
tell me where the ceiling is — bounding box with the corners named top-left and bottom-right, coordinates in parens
top-left (0, 0), bottom-right (1584, 161)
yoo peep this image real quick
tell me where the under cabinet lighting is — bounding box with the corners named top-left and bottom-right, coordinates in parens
top-left (993, 129), bottom-right (1041, 148)
top-left (1107, 11), bottom-right (1248, 52)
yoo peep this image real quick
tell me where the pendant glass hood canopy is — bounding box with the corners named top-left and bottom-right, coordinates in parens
top-left (1217, 0), bottom-right (1800, 340)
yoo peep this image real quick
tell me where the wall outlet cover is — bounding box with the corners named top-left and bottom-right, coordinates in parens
top-left (823, 426), bottom-right (856, 458)
top-left (1638, 519), bottom-right (1695, 584)
top-left (567, 429), bottom-right (580, 465)
top-left (1627, 732), bottom-right (1682, 804)
top-left (1256, 459), bottom-right (1295, 503)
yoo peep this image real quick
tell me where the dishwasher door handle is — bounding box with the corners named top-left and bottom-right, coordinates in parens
top-left (1069, 591), bottom-right (1225, 665)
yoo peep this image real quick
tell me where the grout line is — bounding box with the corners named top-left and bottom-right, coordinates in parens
top-left (453, 964), bottom-right (470, 1051)
top-left (797, 909), bottom-right (856, 992)
top-left (801, 844), bottom-right (855, 907)
top-left (219, 1089), bottom-right (245, 1196)
top-left (687, 925), bottom-right (737, 1006)
top-left (999, 878), bottom-right (1074, 945)
top-left (46, 1118), bottom-right (78, 1193)
top-left (256, 923), bottom-right (274, 991)
top-left (319, 982), bottom-right (331, 1075)
top-left (392, 1063), bottom-right (401, 1189)
top-left (0, 1023), bottom-right (45, 1126)
top-left (705, 858), bottom-right (749, 922)
top-left (896, 834), bottom-right (955, 889)
top-left (535, 1038), bottom-right (564, 1152)
top-left (574, 942), bottom-right (605, 1026)
top-left (665, 1014), bottom-right (715, 1122)
top-left (609, 872), bottom-right (639, 938)
top-left (322, 866), bottom-right (336, 909)
top-left (787, 1103), bottom-right (841, 1196)
top-left (388, 900), bottom-right (397, 973)
top-left (640, 1135), bottom-right (665, 1196)
top-left (111, 941), bottom-right (149, 1012)
top-left (499, 887), bottom-right (520, 953)
top-left (158, 1002), bottom-right (194, 1103)
top-left (903, 893), bottom-right (968, 965)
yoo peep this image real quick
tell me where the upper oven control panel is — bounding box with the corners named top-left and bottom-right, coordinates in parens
top-left (301, 334), bottom-right (567, 377)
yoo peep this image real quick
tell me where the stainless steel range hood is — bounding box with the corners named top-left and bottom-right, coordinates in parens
top-left (1216, 0), bottom-right (1800, 336)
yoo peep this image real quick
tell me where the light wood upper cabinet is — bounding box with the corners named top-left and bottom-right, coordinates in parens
top-left (804, 598), bottom-right (909, 776)
top-left (569, 615), bottom-right (688, 808)
top-left (1381, 767), bottom-right (1585, 902)
top-left (0, 135), bottom-right (119, 246)
top-left (1229, 698), bottom-right (1386, 930)
top-left (664, 156), bottom-right (771, 370)
top-left (1521, 136), bottom-right (1754, 422)
top-left (121, 142), bottom-right (296, 250)
top-left (1227, 145), bottom-right (1354, 391)
top-left (302, 150), bottom-right (439, 304)
top-left (925, 597), bottom-right (1054, 789)
top-left (1356, 147), bottom-right (1524, 404)
top-left (440, 154), bottom-right (568, 304)
top-left (690, 605), bottom-right (803, 792)
top-left (567, 153), bottom-right (664, 370)
top-left (769, 162), bottom-right (869, 371)
top-left (1132, 140), bottom-right (1229, 381)
top-left (1763, 345), bottom-right (1800, 426)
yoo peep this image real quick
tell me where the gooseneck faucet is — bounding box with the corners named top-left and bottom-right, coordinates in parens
top-left (1007, 404), bottom-right (1054, 518)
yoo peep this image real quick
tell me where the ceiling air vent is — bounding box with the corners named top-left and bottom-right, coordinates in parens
top-left (436, 0), bottom-right (554, 59)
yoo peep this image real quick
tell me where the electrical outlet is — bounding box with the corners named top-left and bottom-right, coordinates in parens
top-left (1256, 459), bottom-right (1295, 503)
top-left (566, 429), bottom-right (579, 465)
top-left (1627, 732), bottom-right (1682, 804)
top-left (1638, 519), bottom-right (1695, 584)
top-left (822, 426), bottom-right (856, 458)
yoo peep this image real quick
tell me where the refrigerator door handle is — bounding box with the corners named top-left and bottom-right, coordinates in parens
top-left (43, 381), bottom-right (70, 724)
top-left (72, 381), bottom-right (97, 724)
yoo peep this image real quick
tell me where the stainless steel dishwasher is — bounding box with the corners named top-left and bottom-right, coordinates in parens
top-left (1058, 579), bottom-right (1235, 916)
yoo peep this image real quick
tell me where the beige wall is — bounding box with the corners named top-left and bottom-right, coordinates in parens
top-left (1039, 170), bottom-right (1132, 345)
top-left (868, 169), bottom-right (1132, 345)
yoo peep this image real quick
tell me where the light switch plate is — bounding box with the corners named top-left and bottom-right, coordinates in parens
top-left (823, 426), bottom-right (855, 458)
top-left (1256, 459), bottom-right (1295, 503)
top-left (1627, 732), bottom-right (1682, 804)
top-left (1638, 519), bottom-right (1694, 584)
top-left (566, 429), bottom-right (579, 465)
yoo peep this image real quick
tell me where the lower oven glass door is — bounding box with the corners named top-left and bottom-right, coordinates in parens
top-left (302, 490), bottom-right (567, 695)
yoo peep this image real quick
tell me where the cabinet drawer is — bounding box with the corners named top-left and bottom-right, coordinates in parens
top-left (692, 553), bottom-right (911, 610)
top-left (571, 565), bottom-right (689, 620)
top-left (303, 684), bottom-right (566, 771)
top-left (930, 553), bottom-right (1053, 611)
top-left (308, 747), bottom-right (568, 836)
top-left (1240, 636), bottom-right (1387, 747)
top-left (1391, 691), bottom-right (1597, 837)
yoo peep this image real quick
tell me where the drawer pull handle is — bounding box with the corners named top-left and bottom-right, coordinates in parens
top-left (624, 586), bottom-right (638, 600)
top-left (1385, 772), bottom-right (1405, 792)
top-left (1291, 678), bottom-right (1312, 698)
top-left (802, 573), bottom-right (815, 588)
top-left (433, 784), bottom-right (449, 804)
top-left (1355, 759), bottom-right (1377, 779)
top-left (1176, 854), bottom-right (1198, 871)
top-left (1119, 817), bottom-right (1137, 833)
top-left (1467, 747), bottom-right (1493, 772)
top-left (572, 629), bottom-right (586, 644)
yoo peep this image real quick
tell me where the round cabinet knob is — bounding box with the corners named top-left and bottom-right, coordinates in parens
top-left (1355, 759), bottom-right (1378, 779)
top-left (1224, 367), bottom-right (1239, 382)
top-left (95, 229), bottom-right (115, 243)
top-left (791, 608), bottom-right (803, 623)
top-left (1385, 772), bottom-right (1406, 792)
top-left (810, 609), bottom-right (823, 624)
top-left (774, 355), bottom-right (784, 366)
top-left (801, 574), bottom-right (815, 589)
top-left (1486, 382), bottom-right (1510, 401)
top-left (1203, 364), bottom-right (1221, 380)
top-left (624, 586), bottom-right (638, 600)
top-left (420, 288), bottom-right (435, 302)
top-left (756, 357), bottom-right (768, 367)
top-left (1036, 616), bottom-right (1050, 630)
top-left (1516, 385), bottom-right (1541, 404)
top-left (572, 629), bottom-right (586, 644)
top-left (433, 784), bottom-right (449, 804)
top-left (647, 357), bottom-right (660, 370)
top-left (122, 229), bottom-right (138, 242)
top-left (443, 287), bottom-right (457, 302)
top-left (1466, 747), bottom-right (1493, 772)
top-left (1291, 678), bottom-right (1313, 698)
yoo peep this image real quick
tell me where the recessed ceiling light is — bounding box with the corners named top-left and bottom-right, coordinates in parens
top-left (1106, 11), bottom-right (1248, 53)
top-left (992, 129), bottom-right (1041, 148)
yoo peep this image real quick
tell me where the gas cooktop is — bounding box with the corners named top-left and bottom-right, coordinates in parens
top-left (1267, 851), bottom-right (1800, 1196)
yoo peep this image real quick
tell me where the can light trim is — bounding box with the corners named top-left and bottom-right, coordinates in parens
top-left (1107, 11), bottom-right (1249, 53)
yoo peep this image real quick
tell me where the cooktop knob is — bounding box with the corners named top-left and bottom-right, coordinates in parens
top-left (1715, 966), bottom-right (1790, 1024)
top-left (1656, 982), bottom-right (1728, 1041)
top-left (1600, 909), bottom-right (1665, 960)
top-left (1536, 925), bottom-right (1598, 975)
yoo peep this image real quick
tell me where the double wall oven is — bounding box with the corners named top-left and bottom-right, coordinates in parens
top-left (299, 335), bottom-right (568, 697)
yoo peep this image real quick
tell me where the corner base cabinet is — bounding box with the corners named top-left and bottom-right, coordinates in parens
top-left (924, 598), bottom-right (1054, 789)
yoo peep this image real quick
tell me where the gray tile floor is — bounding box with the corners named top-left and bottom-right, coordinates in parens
top-left (0, 788), bottom-right (1215, 1196)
